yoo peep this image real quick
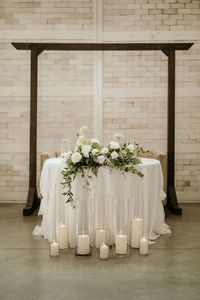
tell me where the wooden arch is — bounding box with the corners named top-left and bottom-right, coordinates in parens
top-left (12, 42), bottom-right (193, 216)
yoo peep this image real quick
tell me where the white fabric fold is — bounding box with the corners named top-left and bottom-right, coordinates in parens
top-left (33, 157), bottom-right (171, 245)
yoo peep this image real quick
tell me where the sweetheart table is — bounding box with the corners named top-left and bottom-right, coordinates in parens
top-left (33, 157), bottom-right (170, 247)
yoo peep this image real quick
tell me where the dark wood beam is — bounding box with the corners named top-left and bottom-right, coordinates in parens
top-left (166, 50), bottom-right (182, 215)
top-left (12, 42), bottom-right (193, 52)
top-left (12, 42), bottom-right (193, 216)
top-left (23, 48), bottom-right (40, 216)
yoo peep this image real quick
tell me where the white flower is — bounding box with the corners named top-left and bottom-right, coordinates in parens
top-left (127, 144), bottom-right (135, 153)
top-left (82, 145), bottom-right (92, 157)
top-left (79, 125), bottom-right (89, 136)
top-left (62, 151), bottom-right (72, 159)
top-left (109, 141), bottom-right (120, 150)
top-left (75, 135), bottom-right (87, 149)
top-left (101, 147), bottom-right (109, 154)
top-left (113, 133), bottom-right (125, 143)
top-left (71, 152), bottom-right (82, 164)
top-left (122, 150), bottom-right (126, 155)
top-left (92, 148), bottom-right (98, 156)
top-left (79, 135), bottom-right (86, 143)
top-left (111, 151), bottom-right (119, 159)
top-left (97, 155), bottom-right (106, 164)
top-left (91, 138), bottom-right (99, 144)
top-left (82, 145), bottom-right (92, 153)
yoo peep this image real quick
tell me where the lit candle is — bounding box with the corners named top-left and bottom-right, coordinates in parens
top-left (100, 243), bottom-right (109, 259)
top-left (139, 237), bottom-right (149, 255)
top-left (77, 234), bottom-right (90, 255)
top-left (95, 229), bottom-right (108, 248)
top-left (115, 234), bottom-right (128, 255)
top-left (58, 223), bottom-right (69, 250)
top-left (50, 240), bottom-right (59, 257)
top-left (131, 217), bottom-right (144, 248)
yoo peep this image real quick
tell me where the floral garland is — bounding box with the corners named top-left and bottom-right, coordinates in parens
top-left (61, 126), bottom-right (144, 208)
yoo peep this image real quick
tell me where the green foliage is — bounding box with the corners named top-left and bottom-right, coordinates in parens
top-left (61, 140), bottom-right (145, 208)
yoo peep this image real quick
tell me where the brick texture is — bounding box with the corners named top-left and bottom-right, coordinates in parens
top-left (0, 0), bottom-right (200, 202)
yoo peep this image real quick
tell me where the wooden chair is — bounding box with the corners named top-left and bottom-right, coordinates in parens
top-left (138, 151), bottom-right (167, 194)
top-left (40, 152), bottom-right (59, 170)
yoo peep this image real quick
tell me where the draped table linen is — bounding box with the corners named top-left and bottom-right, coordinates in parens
top-left (33, 157), bottom-right (170, 246)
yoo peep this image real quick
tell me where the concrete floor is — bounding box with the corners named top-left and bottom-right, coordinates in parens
top-left (0, 204), bottom-right (200, 300)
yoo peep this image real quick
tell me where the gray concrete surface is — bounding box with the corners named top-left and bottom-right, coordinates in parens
top-left (0, 203), bottom-right (200, 300)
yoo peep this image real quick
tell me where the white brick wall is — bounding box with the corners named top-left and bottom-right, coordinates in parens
top-left (0, 0), bottom-right (200, 203)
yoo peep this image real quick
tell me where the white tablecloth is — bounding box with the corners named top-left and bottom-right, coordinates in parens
top-left (33, 157), bottom-right (170, 247)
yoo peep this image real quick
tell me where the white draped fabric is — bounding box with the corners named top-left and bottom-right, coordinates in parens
top-left (33, 157), bottom-right (171, 247)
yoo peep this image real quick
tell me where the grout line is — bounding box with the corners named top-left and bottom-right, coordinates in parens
top-left (93, 0), bottom-right (103, 141)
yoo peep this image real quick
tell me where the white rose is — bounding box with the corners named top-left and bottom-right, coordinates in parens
top-left (109, 141), bottom-right (120, 150)
top-left (97, 155), bottom-right (106, 164)
top-left (101, 147), bottom-right (109, 154)
top-left (113, 133), bottom-right (125, 143)
top-left (79, 125), bottom-right (89, 136)
top-left (91, 138), bottom-right (99, 144)
top-left (71, 152), bottom-right (82, 164)
top-left (81, 145), bottom-right (92, 157)
top-left (82, 145), bottom-right (92, 153)
top-left (127, 144), bottom-right (135, 153)
top-left (111, 151), bottom-right (119, 159)
top-left (62, 151), bottom-right (72, 159)
top-left (92, 148), bottom-right (98, 156)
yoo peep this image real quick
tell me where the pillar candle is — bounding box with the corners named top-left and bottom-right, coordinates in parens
top-left (77, 234), bottom-right (90, 255)
top-left (131, 217), bottom-right (144, 248)
top-left (58, 223), bottom-right (69, 250)
top-left (100, 243), bottom-right (109, 259)
top-left (50, 241), bottom-right (59, 257)
top-left (139, 237), bottom-right (149, 255)
top-left (95, 229), bottom-right (108, 248)
top-left (115, 234), bottom-right (128, 255)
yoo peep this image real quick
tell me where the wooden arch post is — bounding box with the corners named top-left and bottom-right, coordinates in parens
top-left (12, 42), bottom-right (193, 216)
top-left (24, 48), bottom-right (43, 215)
top-left (163, 49), bottom-right (181, 214)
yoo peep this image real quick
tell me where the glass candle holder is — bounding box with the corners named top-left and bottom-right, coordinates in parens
top-left (114, 197), bottom-right (129, 257)
top-left (75, 178), bottom-right (92, 257)
top-left (60, 138), bottom-right (71, 155)
top-left (95, 227), bottom-right (109, 248)
top-left (115, 232), bottom-right (128, 256)
top-left (94, 193), bottom-right (109, 248)
top-left (131, 217), bottom-right (144, 248)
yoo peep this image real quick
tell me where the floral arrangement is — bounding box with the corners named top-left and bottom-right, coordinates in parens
top-left (61, 126), bottom-right (144, 207)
